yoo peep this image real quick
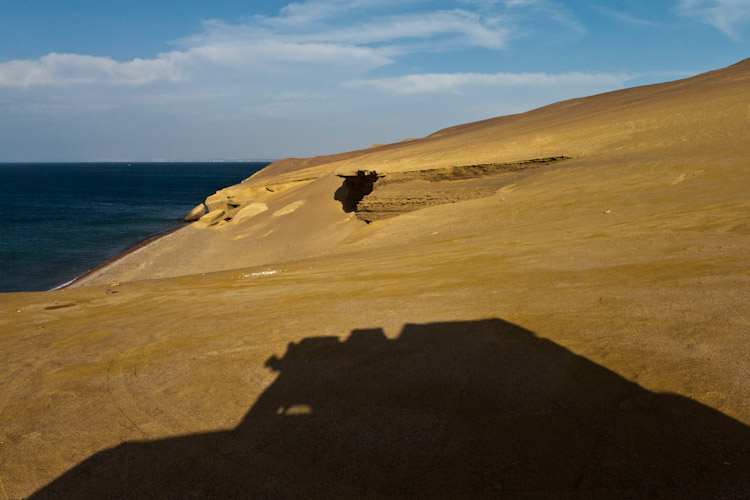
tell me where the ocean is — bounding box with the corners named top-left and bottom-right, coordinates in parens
top-left (0, 162), bottom-right (269, 293)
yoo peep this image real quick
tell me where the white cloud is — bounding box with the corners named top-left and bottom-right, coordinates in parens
top-left (677, 0), bottom-right (750, 39)
top-left (0, 0), bottom-right (582, 88)
top-left (0, 39), bottom-right (392, 87)
top-left (0, 53), bottom-right (181, 87)
top-left (188, 6), bottom-right (511, 50)
top-left (271, 0), bottom-right (387, 25)
top-left (175, 39), bottom-right (392, 73)
top-left (345, 71), bottom-right (634, 94)
top-left (304, 10), bottom-right (510, 49)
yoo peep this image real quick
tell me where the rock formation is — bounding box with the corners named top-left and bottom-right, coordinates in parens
top-left (338, 157), bottom-right (570, 222)
top-left (194, 209), bottom-right (225, 228)
top-left (183, 203), bottom-right (206, 222)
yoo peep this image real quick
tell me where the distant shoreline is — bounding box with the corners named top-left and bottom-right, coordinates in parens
top-left (59, 224), bottom-right (186, 290)
top-left (0, 161), bottom-right (265, 293)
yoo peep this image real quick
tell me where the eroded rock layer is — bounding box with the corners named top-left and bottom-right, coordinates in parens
top-left (341, 156), bottom-right (570, 222)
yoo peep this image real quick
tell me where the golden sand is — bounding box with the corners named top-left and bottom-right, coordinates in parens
top-left (1, 59), bottom-right (749, 498)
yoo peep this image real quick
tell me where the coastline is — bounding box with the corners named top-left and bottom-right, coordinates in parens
top-left (59, 224), bottom-right (187, 289)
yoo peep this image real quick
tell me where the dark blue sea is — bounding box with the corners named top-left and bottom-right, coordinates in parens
top-left (0, 162), bottom-right (269, 293)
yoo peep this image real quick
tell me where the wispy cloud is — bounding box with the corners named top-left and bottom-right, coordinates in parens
top-left (0, 40), bottom-right (392, 87)
top-left (461, 0), bottom-right (585, 34)
top-left (273, 0), bottom-right (386, 25)
top-left (345, 71), bottom-right (634, 94)
top-left (0, 1), bottom-right (517, 88)
top-left (0, 0), bottom-right (590, 88)
top-left (594, 6), bottom-right (660, 27)
top-left (0, 53), bottom-right (181, 87)
top-left (677, 0), bottom-right (750, 39)
top-left (304, 10), bottom-right (510, 49)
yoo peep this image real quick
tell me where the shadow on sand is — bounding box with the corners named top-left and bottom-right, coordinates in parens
top-left (31, 319), bottom-right (750, 499)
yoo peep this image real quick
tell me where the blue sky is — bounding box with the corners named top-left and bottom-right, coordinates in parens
top-left (1, 0), bottom-right (749, 161)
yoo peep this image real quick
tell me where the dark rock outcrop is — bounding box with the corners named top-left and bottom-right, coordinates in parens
top-left (338, 157), bottom-right (570, 222)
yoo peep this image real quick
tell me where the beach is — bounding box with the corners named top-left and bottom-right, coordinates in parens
top-left (62, 225), bottom-right (186, 289)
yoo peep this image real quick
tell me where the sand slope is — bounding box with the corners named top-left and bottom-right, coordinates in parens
top-left (1, 59), bottom-right (750, 499)
top-left (74, 57), bottom-right (750, 285)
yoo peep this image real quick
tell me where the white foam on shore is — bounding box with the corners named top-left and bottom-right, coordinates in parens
top-left (49, 278), bottom-right (76, 291)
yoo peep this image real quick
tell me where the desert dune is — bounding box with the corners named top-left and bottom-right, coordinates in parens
top-left (1, 59), bottom-right (749, 499)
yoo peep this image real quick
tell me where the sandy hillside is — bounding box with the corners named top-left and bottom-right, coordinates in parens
top-left (1, 59), bottom-right (749, 499)
top-left (74, 58), bottom-right (750, 285)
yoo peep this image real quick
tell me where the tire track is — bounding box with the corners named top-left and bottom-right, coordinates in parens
top-left (107, 356), bottom-right (176, 437)
top-left (107, 354), bottom-right (206, 438)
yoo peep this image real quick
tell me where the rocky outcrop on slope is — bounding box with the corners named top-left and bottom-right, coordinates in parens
top-left (338, 157), bottom-right (570, 222)
top-left (194, 209), bottom-right (226, 228)
top-left (191, 170), bottom-right (322, 229)
top-left (184, 203), bottom-right (206, 222)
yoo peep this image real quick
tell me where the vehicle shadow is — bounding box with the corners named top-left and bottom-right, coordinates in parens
top-left (31, 319), bottom-right (750, 499)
